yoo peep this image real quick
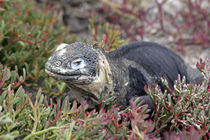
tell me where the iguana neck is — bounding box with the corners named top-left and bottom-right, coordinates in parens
top-left (67, 51), bottom-right (130, 108)
top-left (67, 50), bottom-right (114, 108)
top-left (105, 54), bottom-right (130, 107)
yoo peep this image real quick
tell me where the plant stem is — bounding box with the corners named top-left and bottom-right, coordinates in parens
top-left (23, 126), bottom-right (69, 140)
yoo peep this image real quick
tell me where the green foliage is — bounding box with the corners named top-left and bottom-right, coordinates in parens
top-left (0, 63), bottom-right (68, 139)
top-left (0, 64), bottom-right (155, 139)
top-left (1, 61), bottom-right (208, 139)
top-left (0, 0), bottom-right (75, 95)
top-left (146, 59), bottom-right (210, 139)
top-left (89, 18), bottom-right (129, 51)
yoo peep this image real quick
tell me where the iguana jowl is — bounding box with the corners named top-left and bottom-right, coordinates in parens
top-left (45, 42), bottom-right (203, 109)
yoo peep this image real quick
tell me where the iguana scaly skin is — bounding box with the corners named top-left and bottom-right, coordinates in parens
top-left (45, 42), bottom-right (203, 109)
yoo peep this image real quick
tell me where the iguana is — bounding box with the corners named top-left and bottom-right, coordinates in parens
top-left (45, 42), bottom-right (203, 110)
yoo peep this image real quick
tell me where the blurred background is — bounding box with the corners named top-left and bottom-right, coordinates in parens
top-left (36, 0), bottom-right (210, 66)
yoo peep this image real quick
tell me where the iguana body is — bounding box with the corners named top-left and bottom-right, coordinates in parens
top-left (45, 42), bottom-right (203, 109)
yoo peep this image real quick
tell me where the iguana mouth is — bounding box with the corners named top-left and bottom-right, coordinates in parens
top-left (45, 68), bottom-right (90, 82)
top-left (45, 68), bottom-right (78, 79)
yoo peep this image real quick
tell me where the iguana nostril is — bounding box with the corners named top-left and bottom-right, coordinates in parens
top-left (54, 61), bottom-right (61, 67)
top-left (62, 55), bottom-right (67, 59)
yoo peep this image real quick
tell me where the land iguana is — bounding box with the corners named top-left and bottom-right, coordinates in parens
top-left (45, 42), bottom-right (203, 110)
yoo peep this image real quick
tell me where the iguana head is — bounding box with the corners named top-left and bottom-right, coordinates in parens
top-left (45, 42), bottom-right (113, 107)
top-left (45, 42), bottom-right (99, 84)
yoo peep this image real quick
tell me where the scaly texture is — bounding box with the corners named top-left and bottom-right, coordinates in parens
top-left (45, 41), bottom-right (203, 109)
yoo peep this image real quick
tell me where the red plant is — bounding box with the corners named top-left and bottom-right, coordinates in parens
top-left (100, 0), bottom-right (210, 53)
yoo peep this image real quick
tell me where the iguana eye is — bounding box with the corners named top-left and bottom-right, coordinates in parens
top-left (71, 58), bottom-right (86, 69)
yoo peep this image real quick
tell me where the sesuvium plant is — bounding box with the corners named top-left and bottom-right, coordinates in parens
top-left (0, 51), bottom-right (209, 139)
top-left (0, 63), bottom-right (154, 140)
top-left (0, 0), bottom-right (75, 96)
top-left (0, 59), bottom-right (209, 139)
top-left (146, 58), bottom-right (210, 139)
